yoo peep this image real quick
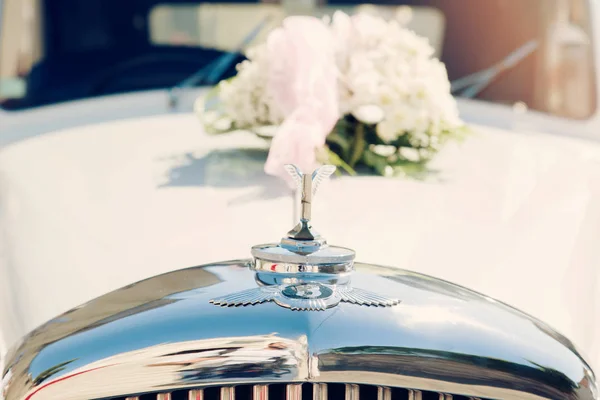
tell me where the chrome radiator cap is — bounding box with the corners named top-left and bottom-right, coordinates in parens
top-left (1, 166), bottom-right (597, 400)
top-left (211, 165), bottom-right (399, 312)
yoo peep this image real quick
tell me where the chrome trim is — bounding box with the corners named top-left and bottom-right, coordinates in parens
top-left (377, 387), bottom-right (392, 400)
top-left (210, 281), bottom-right (399, 310)
top-left (251, 244), bottom-right (355, 266)
top-left (281, 164), bottom-right (336, 242)
top-left (408, 390), bottom-right (422, 400)
top-left (2, 261), bottom-right (597, 400)
top-left (189, 389), bottom-right (204, 400)
top-left (250, 164), bottom-right (354, 272)
top-left (313, 383), bottom-right (328, 400)
top-left (220, 386), bottom-right (235, 400)
top-left (286, 383), bottom-right (302, 400)
top-left (253, 384), bottom-right (268, 400)
top-left (253, 267), bottom-right (353, 286)
top-left (252, 258), bottom-right (354, 275)
top-left (227, 164), bottom-right (395, 312)
top-left (345, 383), bottom-right (360, 400)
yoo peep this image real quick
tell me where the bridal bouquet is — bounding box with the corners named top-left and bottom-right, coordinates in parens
top-left (197, 10), bottom-right (465, 181)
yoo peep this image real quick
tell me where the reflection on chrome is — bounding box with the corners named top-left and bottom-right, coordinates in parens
top-left (12, 334), bottom-right (307, 399)
top-left (2, 261), bottom-right (596, 399)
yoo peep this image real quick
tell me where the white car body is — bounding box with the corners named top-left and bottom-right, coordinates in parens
top-left (1, 0), bottom-right (600, 382)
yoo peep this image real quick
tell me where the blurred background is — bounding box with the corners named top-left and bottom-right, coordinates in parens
top-left (0, 0), bottom-right (596, 119)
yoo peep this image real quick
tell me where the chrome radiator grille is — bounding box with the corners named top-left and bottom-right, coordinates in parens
top-left (116, 383), bottom-right (485, 400)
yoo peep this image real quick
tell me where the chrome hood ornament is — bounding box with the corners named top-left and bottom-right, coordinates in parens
top-left (283, 163), bottom-right (335, 242)
top-left (210, 164), bottom-right (400, 310)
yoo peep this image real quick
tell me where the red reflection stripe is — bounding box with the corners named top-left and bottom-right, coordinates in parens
top-left (25, 365), bottom-right (111, 400)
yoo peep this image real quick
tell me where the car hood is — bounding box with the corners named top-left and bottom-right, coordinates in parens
top-left (2, 261), bottom-right (596, 400)
top-left (1, 112), bottom-right (600, 371)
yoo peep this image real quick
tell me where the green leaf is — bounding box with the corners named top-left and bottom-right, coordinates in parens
top-left (327, 131), bottom-right (352, 154)
top-left (322, 147), bottom-right (357, 176)
top-left (349, 123), bottom-right (366, 167)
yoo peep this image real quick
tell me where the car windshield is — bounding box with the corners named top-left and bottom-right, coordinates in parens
top-left (0, 0), bottom-right (596, 119)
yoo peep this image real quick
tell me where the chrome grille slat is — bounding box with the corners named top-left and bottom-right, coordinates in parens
top-left (114, 383), bottom-right (491, 399)
top-left (377, 386), bottom-right (392, 400)
top-left (189, 389), bottom-right (204, 400)
top-left (313, 383), bottom-right (327, 400)
top-left (220, 386), bottom-right (235, 400)
top-left (253, 384), bottom-right (268, 400)
top-left (345, 383), bottom-right (359, 400)
top-left (285, 383), bottom-right (302, 400)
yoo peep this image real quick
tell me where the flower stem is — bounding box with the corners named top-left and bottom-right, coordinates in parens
top-left (326, 148), bottom-right (356, 175)
top-left (337, 157), bottom-right (357, 176)
top-left (349, 122), bottom-right (365, 167)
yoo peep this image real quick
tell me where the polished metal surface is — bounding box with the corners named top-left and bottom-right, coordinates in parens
top-left (313, 383), bottom-right (328, 400)
top-left (210, 283), bottom-right (339, 311)
top-left (378, 387), bottom-right (392, 400)
top-left (210, 281), bottom-right (399, 311)
top-left (220, 387), bottom-right (234, 400)
top-left (282, 164), bottom-right (336, 241)
top-left (189, 390), bottom-right (204, 400)
top-left (252, 385), bottom-right (268, 400)
top-left (345, 384), bottom-right (359, 400)
top-left (216, 164), bottom-right (397, 311)
top-left (116, 384), bottom-right (455, 400)
top-left (252, 164), bottom-right (354, 265)
top-left (251, 244), bottom-right (355, 266)
top-left (2, 260), bottom-right (596, 399)
top-left (285, 383), bottom-right (301, 400)
top-left (252, 258), bottom-right (354, 275)
top-left (408, 390), bottom-right (422, 400)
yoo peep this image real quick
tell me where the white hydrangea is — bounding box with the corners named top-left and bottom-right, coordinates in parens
top-left (214, 10), bottom-right (463, 144)
top-left (330, 11), bottom-right (462, 143)
top-left (218, 45), bottom-right (283, 128)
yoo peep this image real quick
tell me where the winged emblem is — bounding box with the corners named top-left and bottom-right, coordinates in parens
top-left (210, 283), bottom-right (399, 311)
top-left (336, 286), bottom-right (400, 307)
top-left (284, 164), bottom-right (336, 198)
top-left (210, 286), bottom-right (281, 307)
top-left (311, 165), bottom-right (336, 196)
top-left (283, 164), bottom-right (303, 188)
top-left (283, 164), bottom-right (336, 240)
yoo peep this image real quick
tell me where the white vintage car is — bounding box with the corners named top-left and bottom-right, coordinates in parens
top-left (1, 0), bottom-right (600, 398)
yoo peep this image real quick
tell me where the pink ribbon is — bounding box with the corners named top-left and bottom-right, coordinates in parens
top-left (264, 17), bottom-right (339, 184)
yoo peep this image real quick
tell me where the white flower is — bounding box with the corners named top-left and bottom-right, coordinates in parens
top-left (376, 120), bottom-right (399, 143)
top-left (210, 10), bottom-right (463, 157)
top-left (329, 11), bottom-right (462, 143)
top-left (399, 147), bottom-right (421, 162)
top-left (213, 116), bottom-right (233, 132)
top-left (352, 104), bottom-right (384, 124)
top-left (217, 43), bottom-right (284, 128)
top-left (370, 144), bottom-right (397, 157)
top-left (253, 125), bottom-right (279, 138)
top-left (200, 110), bottom-right (219, 125)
